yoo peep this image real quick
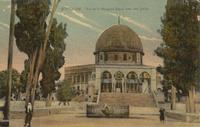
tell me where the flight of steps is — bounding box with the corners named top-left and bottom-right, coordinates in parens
top-left (99, 93), bottom-right (156, 107)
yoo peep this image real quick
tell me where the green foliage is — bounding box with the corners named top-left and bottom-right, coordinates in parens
top-left (20, 60), bottom-right (29, 93)
top-left (15, 0), bottom-right (50, 57)
top-left (56, 82), bottom-right (73, 102)
top-left (15, 1), bottom-right (66, 101)
top-left (40, 18), bottom-right (67, 98)
top-left (155, 1), bottom-right (199, 92)
top-left (0, 71), bottom-right (7, 99)
top-left (0, 69), bottom-right (24, 99)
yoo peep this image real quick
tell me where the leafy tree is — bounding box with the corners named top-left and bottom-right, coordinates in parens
top-left (11, 69), bottom-right (23, 100)
top-left (155, 1), bottom-right (199, 112)
top-left (15, 0), bottom-right (60, 110)
top-left (56, 82), bottom-right (73, 105)
top-left (0, 69), bottom-right (24, 100)
top-left (40, 19), bottom-right (67, 107)
top-left (0, 71), bottom-right (7, 99)
top-left (15, 0), bottom-right (51, 107)
top-left (15, 0), bottom-right (60, 126)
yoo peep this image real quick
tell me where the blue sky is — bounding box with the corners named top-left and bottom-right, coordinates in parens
top-left (0, 0), bottom-right (167, 80)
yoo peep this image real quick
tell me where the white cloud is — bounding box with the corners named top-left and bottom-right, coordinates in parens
top-left (110, 12), bottom-right (152, 32)
top-left (56, 12), bottom-right (92, 28)
top-left (56, 12), bottom-right (102, 32)
top-left (64, 6), bottom-right (85, 19)
top-left (139, 35), bottom-right (162, 42)
top-left (63, 5), bottom-right (100, 27)
top-left (0, 22), bottom-right (9, 28)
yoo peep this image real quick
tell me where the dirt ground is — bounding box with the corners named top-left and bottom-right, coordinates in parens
top-left (10, 113), bottom-right (199, 127)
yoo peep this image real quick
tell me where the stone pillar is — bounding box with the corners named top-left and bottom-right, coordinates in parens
top-left (150, 69), bottom-right (157, 92)
top-left (84, 73), bottom-right (86, 83)
top-left (71, 75), bottom-right (74, 85)
top-left (122, 78), bottom-right (124, 93)
top-left (189, 86), bottom-right (195, 113)
top-left (112, 83), bottom-right (114, 93)
top-left (112, 78), bottom-right (114, 93)
top-left (113, 79), bottom-right (116, 93)
top-left (171, 85), bottom-right (176, 110)
top-left (74, 75), bottom-right (77, 84)
top-left (124, 82), bottom-right (126, 93)
top-left (95, 68), bottom-right (101, 92)
top-left (113, 83), bottom-right (116, 93)
top-left (186, 94), bottom-right (190, 113)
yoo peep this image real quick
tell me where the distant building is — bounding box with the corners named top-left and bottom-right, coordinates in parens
top-left (65, 24), bottom-right (162, 94)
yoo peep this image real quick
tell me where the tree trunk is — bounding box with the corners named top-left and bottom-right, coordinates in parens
top-left (46, 92), bottom-right (53, 107)
top-left (25, 48), bottom-right (38, 108)
top-left (189, 86), bottom-right (195, 113)
top-left (30, 0), bottom-right (59, 109)
top-left (186, 94), bottom-right (190, 113)
top-left (171, 85), bottom-right (176, 110)
top-left (4, 0), bottom-right (15, 120)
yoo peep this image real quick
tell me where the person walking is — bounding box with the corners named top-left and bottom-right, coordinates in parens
top-left (159, 108), bottom-right (165, 123)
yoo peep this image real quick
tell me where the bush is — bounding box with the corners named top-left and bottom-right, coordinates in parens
top-left (56, 82), bottom-right (73, 103)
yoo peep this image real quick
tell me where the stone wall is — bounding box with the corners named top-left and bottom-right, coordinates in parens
top-left (86, 104), bottom-right (129, 118)
top-left (1, 107), bottom-right (76, 119)
top-left (129, 107), bottom-right (160, 115)
top-left (99, 52), bottom-right (141, 64)
top-left (165, 110), bottom-right (200, 122)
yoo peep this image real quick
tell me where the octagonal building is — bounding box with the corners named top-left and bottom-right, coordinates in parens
top-left (65, 24), bottom-right (158, 96)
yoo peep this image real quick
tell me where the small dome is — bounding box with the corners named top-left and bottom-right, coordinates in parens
top-left (95, 24), bottom-right (143, 54)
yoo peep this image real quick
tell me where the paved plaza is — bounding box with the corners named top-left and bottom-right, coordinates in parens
top-left (10, 113), bottom-right (199, 127)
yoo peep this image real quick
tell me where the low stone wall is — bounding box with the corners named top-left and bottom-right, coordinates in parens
top-left (130, 107), bottom-right (160, 115)
top-left (87, 104), bottom-right (129, 118)
top-left (175, 103), bottom-right (200, 112)
top-left (165, 110), bottom-right (200, 122)
top-left (9, 106), bottom-right (75, 119)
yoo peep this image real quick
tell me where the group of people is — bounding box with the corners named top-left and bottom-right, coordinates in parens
top-left (73, 89), bottom-right (85, 96)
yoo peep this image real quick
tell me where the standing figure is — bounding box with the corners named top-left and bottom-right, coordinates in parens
top-left (24, 102), bottom-right (33, 127)
top-left (159, 108), bottom-right (165, 123)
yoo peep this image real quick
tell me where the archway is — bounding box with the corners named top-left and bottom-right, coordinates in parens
top-left (140, 72), bottom-right (151, 93)
top-left (101, 71), bottom-right (112, 92)
top-left (114, 71), bottom-right (124, 93)
top-left (126, 72), bottom-right (138, 93)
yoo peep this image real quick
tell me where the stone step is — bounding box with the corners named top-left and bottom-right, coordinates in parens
top-left (99, 93), bottom-right (156, 107)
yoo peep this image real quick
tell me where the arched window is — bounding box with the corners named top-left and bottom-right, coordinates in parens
top-left (81, 75), bottom-right (84, 82)
top-left (105, 54), bottom-right (108, 61)
top-left (123, 54), bottom-right (127, 61)
top-left (132, 54), bottom-right (135, 61)
top-left (100, 55), bottom-right (103, 60)
top-left (140, 72), bottom-right (150, 83)
top-left (115, 55), bottom-right (118, 61)
top-left (77, 75), bottom-right (80, 82)
top-left (85, 74), bottom-right (88, 82)
top-left (73, 75), bottom-right (76, 83)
